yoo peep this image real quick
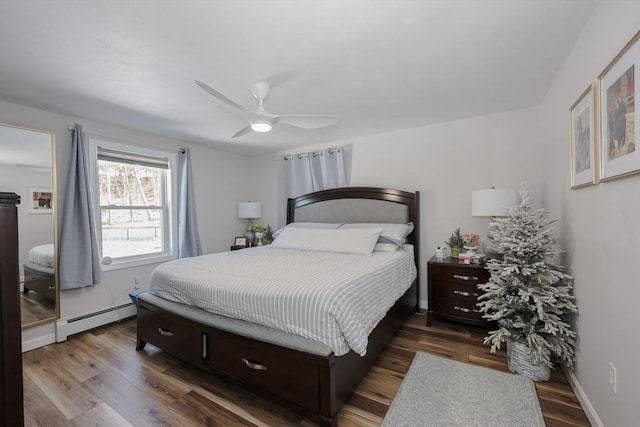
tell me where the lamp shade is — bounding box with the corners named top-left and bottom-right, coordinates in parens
top-left (238, 202), bottom-right (261, 219)
top-left (472, 188), bottom-right (517, 217)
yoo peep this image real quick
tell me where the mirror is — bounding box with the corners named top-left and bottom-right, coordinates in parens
top-left (0, 123), bottom-right (58, 328)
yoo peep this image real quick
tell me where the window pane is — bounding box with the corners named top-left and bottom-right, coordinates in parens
top-left (98, 161), bottom-right (163, 206)
top-left (101, 208), bottom-right (163, 258)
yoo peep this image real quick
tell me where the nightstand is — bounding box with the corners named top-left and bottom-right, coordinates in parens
top-left (230, 245), bottom-right (245, 251)
top-left (427, 256), bottom-right (491, 328)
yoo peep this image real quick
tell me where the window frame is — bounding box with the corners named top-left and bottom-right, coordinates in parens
top-left (88, 137), bottom-right (178, 271)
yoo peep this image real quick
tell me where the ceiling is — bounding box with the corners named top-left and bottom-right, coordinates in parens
top-left (0, 1), bottom-right (598, 156)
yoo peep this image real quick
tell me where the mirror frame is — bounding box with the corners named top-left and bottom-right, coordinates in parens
top-left (1, 123), bottom-right (60, 329)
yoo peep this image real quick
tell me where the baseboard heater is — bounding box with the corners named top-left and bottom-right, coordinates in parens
top-left (55, 302), bottom-right (137, 342)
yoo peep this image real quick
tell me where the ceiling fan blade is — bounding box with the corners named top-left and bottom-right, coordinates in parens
top-left (231, 125), bottom-right (252, 138)
top-left (274, 115), bottom-right (339, 129)
top-left (195, 80), bottom-right (248, 113)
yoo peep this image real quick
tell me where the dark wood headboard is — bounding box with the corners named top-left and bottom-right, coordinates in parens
top-left (287, 187), bottom-right (420, 308)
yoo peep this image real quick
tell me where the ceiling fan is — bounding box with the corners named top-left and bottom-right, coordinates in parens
top-left (195, 80), bottom-right (339, 138)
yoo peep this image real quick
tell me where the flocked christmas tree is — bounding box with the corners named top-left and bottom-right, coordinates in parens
top-left (477, 185), bottom-right (578, 369)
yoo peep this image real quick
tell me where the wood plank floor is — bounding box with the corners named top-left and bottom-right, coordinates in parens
top-left (22, 313), bottom-right (590, 426)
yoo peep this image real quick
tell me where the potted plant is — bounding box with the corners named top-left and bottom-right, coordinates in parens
top-left (263, 224), bottom-right (274, 244)
top-left (477, 186), bottom-right (578, 381)
top-left (445, 228), bottom-right (464, 258)
top-left (253, 224), bottom-right (267, 245)
top-left (462, 232), bottom-right (480, 255)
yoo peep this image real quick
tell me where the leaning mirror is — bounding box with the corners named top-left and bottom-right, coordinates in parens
top-left (0, 123), bottom-right (59, 328)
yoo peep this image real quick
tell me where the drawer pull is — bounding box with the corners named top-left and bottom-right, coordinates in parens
top-left (453, 274), bottom-right (479, 281)
top-left (242, 358), bottom-right (268, 371)
top-left (453, 290), bottom-right (478, 297)
top-left (158, 328), bottom-right (173, 337)
top-left (454, 306), bottom-right (480, 314)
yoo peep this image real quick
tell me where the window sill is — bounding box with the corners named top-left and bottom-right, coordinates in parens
top-left (101, 254), bottom-right (176, 271)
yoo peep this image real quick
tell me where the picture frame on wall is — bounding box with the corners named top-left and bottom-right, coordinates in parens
top-left (28, 187), bottom-right (53, 214)
top-left (570, 83), bottom-right (598, 189)
top-left (598, 31), bottom-right (640, 182)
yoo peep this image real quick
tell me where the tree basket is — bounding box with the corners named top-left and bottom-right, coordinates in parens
top-left (507, 340), bottom-right (551, 382)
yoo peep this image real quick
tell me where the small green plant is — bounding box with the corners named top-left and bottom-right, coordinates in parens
top-left (252, 224), bottom-right (266, 233)
top-left (445, 227), bottom-right (463, 248)
top-left (264, 224), bottom-right (273, 242)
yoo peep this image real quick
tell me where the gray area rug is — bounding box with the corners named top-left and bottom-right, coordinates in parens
top-left (382, 352), bottom-right (545, 426)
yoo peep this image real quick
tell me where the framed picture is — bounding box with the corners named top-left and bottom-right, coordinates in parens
top-left (28, 187), bottom-right (53, 214)
top-left (234, 237), bottom-right (247, 246)
top-left (570, 83), bottom-right (598, 188)
top-left (598, 31), bottom-right (640, 182)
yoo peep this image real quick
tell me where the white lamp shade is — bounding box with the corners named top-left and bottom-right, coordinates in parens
top-left (472, 188), bottom-right (517, 217)
top-left (238, 202), bottom-right (262, 219)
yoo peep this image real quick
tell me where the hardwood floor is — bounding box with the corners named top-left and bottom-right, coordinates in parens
top-left (22, 313), bottom-right (590, 426)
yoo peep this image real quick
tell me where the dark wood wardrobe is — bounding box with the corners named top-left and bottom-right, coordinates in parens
top-left (0, 192), bottom-right (24, 426)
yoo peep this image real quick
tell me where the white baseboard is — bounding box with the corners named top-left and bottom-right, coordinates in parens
top-left (55, 303), bottom-right (136, 342)
top-left (562, 365), bottom-right (602, 427)
top-left (22, 332), bottom-right (56, 353)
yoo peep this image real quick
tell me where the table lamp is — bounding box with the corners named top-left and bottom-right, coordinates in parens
top-left (472, 188), bottom-right (517, 257)
top-left (238, 201), bottom-right (261, 246)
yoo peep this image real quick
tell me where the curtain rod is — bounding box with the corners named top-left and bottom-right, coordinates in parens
top-left (68, 126), bottom-right (186, 154)
top-left (273, 146), bottom-right (347, 161)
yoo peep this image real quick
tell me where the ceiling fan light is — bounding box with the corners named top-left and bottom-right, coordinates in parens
top-left (251, 121), bottom-right (272, 132)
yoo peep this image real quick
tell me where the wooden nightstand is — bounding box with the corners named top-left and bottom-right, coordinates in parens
top-left (427, 256), bottom-right (491, 328)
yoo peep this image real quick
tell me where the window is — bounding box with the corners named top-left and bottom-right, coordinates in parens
top-left (89, 139), bottom-right (177, 269)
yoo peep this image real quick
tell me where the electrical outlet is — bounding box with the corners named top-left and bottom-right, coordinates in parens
top-left (608, 362), bottom-right (617, 394)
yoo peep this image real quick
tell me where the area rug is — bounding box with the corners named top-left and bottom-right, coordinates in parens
top-left (382, 352), bottom-right (545, 426)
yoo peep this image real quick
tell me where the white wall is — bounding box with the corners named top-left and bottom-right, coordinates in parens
top-left (0, 100), bottom-right (251, 348)
top-left (538, 1), bottom-right (640, 426)
top-left (251, 107), bottom-right (541, 307)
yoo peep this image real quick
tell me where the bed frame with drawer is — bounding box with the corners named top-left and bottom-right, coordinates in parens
top-left (136, 187), bottom-right (420, 426)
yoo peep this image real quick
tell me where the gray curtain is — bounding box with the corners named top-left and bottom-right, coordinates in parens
top-left (177, 148), bottom-right (202, 258)
top-left (59, 124), bottom-right (102, 289)
top-left (278, 147), bottom-right (348, 227)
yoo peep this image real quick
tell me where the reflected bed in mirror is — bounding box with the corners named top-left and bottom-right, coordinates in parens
top-left (0, 123), bottom-right (59, 328)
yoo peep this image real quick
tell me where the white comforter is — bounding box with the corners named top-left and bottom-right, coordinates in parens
top-left (28, 244), bottom-right (55, 268)
top-left (150, 245), bottom-right (416, 356)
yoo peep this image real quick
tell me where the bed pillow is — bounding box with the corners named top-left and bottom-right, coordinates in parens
top-left (272, 222), bottom-right (343, 239)
top-left (340, 222), bottom-right (414, 247)
top-left (374, 242), bottom-right (400, 252)
top-left (270, 227), bottom-right (382, 255)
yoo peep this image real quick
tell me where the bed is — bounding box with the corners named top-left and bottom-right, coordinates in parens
top-left (135, 187), bottom-right (420, 426)
top-left (22, 244), bottom-right (56, 300)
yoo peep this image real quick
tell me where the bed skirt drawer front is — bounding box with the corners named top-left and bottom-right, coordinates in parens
top-left (208, 330), bottom-right (321, 413)
top-left (137, 304), bottom-right (203, 365)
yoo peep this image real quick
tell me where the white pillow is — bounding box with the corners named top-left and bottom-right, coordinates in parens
top-left (340, 222), bottom-right (414, 247)
top-left (374, 242), bottom-right (399, 252)
top-left (272, 222), bottom-right (343, 239)
top-left (270, 227), bottom-right (382, 255)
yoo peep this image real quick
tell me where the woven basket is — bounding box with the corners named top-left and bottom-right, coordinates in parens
top-left (507, 340), bottom-right (550, 382)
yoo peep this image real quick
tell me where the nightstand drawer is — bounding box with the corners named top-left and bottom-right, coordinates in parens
top-left (431, 267), bottom-right (489, 285)
top-left (431, 282), bottom-right (481, 301)
top-left (432, 297), bottom-right (483, 321)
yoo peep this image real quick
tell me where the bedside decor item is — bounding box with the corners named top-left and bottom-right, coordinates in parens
top-left (238, 201), bottom-right (261, 246)
top-left (477, 185), bottom-right (578, 382)
top-left (569, 83), bottom-right (598, 188)
top-left (471, 187), bottom-right (517, 257)
top-left (445, 227), bottom-right (463, 258)
top-left (234, 237), bottom-right (247, 247)
top-left (598, 30), bottom-right (639, 182)
top-left (253, 224), bottom-right (266, 246)
top-left (263, 224), bottom-right (274, 244)
top-left (462, 233), bottom-right (480, 256)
